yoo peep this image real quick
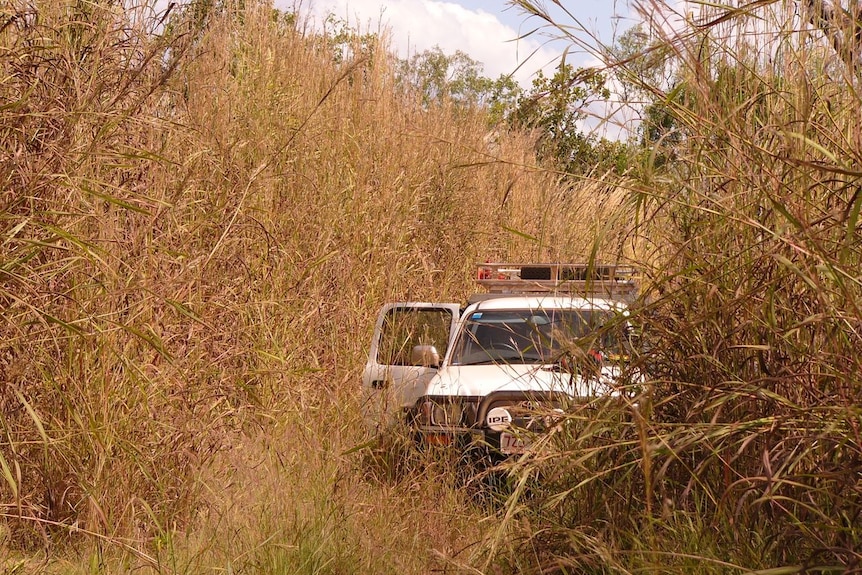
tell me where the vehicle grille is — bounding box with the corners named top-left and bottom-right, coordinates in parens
top-left (480, 392), bottom-right (566, 432)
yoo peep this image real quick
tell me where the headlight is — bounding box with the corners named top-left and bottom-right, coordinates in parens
top-left (419, 400), bottom-right (463, 427)
top-left (432, 401), bottom-right (463, 426)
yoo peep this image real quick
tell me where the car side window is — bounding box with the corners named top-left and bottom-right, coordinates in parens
top-left (377, 308), bottom-right (454, 366)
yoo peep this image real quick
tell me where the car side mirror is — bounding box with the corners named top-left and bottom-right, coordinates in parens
top-left (411, 345), bottom-right (440, 368)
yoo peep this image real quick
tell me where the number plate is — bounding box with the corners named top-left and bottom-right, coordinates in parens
top-left (499, 432), bottom-right (531, 454)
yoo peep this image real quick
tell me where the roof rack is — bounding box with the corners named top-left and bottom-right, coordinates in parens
top-left (475, 262), bottom-right (639, 303)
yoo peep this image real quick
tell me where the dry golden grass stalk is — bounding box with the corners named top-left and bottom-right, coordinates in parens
top-left (1, 0), bottom-right (634, 568)
top-left (497, 1), bottom-right (862, 572)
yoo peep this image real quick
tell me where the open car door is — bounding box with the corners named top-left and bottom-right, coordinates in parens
top-left (362, 303), bottom-right (460, 433)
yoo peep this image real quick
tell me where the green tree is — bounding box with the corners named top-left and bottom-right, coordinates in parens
top-left (486, 73), bottom-right (523, 124)
top-left (508, 62), bottom-right (620, 174)
top-left (320, 14), bottom-right (379, 65)
top-left (396, 46), bottom-right (510, 108)
top-left (610, 24), bottom-right (684, 167)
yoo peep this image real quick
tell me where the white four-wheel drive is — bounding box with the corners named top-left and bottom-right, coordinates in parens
top-left (361, 263), bottom-right (639, 457)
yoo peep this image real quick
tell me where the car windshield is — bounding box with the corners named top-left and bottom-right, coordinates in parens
top-left (449, 308), bottom-right (625, 366)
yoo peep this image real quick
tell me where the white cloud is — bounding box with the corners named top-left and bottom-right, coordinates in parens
top-left (287, 0), bottom-right (562, 85)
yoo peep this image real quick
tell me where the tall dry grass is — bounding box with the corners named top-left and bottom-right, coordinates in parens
top-left (0, 0), bottom-right (222, 548)
top-left (497, 1), bottom-right (862, 573)
top-left (0, 0), bottom-right (638, 570)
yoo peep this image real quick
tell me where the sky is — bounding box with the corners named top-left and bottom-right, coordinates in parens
top-left (284, 0), bottom-right (640, 87)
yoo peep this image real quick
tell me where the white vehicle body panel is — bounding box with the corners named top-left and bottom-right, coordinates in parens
top-left (428, 364), bottom-right (618, 398)
top-left (361, 302), bottom-right (460, 431)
